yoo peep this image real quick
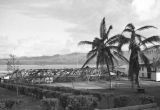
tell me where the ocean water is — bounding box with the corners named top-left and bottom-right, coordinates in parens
top-left (0, 64), bottom-right (96, 71)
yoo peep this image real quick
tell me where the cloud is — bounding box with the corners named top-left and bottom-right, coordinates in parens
top-left (0, 0), bottom-right (160, 57)
top-left (0, 35), bottom-right (18, 57)
top-left (132, 0), bottom-right (160, 21)
top-left (0, 8), bottom-right (75, 57)
top-left (0, 0), bottom-right (133, 39)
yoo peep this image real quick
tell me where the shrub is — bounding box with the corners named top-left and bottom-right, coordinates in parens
top-left (5, 100), bottom-right (15, 109)
top-left (74, 90), bottom-right (102, 101)
top-left (47, 91), bottom-right (62, 98)
top-left (67, 95), bottom-right (98, 110)
top-left (90, 92), bottom-right (102, 101)
top-left (41, 98), bottom-right (59, 110)
top-left (113, 95), bottom-right (130, 108)
top-left (18, 86), bottom-right (25, 94)
top-left (37, 85), bottom-right (74, 93)
top-left (139, 95), bottom-right (155, 104)
top-left (59, 93), bottom-right (73, 109)
top-left (42, 90), bottom-right (50, 98)
top-left (0, 82), bottom-right (103, 108)
top-left (0, 99), bottom-right (22, 109)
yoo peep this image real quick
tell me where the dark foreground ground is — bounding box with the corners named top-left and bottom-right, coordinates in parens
top-left (1, 80), bottom-right (160, 110)
top-left (0, 87), bottom-right (42, 110)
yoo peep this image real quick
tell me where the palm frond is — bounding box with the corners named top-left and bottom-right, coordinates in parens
top-left (135, 34), bottom-right (145, 48)
top-left (103, 25), bottom-right (112, 41)
top-left (107, 34), bottom-right (121, 45)
top-left (92, 37), bottom-right (101, 49)
top-left (117, 43), bottom-right (124, 52)
top-left (104, 51), bottom-right (114, 70)
top-left (136, 34), bottom-right (148, 39)
top-left (136, 34), bottom-right (142, 42)
top-left (153, 58), bottom-right (160, 67)
top-left (143, 45), bottom-right (160, 52)
top-left (78, 41), bottom-right (93, 45)
top-left (126, 23), bottom-right (135, 30)
top-left (107, 34), bottom-right (130, 45)
top-left (107, 46), bottom-right (119, 51)
top-left (139, 52), bottom-right (149, 67)
top-left (120, 36), bottom-right (130, 44)
top-left (93, 37), bottom-right (101, 44)
top-left (118, 35), bottom-right (130, 51)
top-left (136, 34), bottom-right (155, 47)
top-left (123, 28), bottom-right (132, 33)
top-left (96, 53), bottom-right (100, 69)
top-left (87, 49), bottom-right (97, 58)
top-left (113, 51), bottom-right (129, 63)
top-left (100, 17), bottom-right (106, 38)
top-left (105, 48), bottom-right (119, 66)
top-left (136, 25), bottom-right (157, 31)
top-left (141, 36), bottom-right (160, 45)
top-left (82, 53), bottom-right (97, 68)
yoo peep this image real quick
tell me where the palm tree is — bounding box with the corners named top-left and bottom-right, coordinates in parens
top-left (110, 23), bottom-right (160, 88)
top-left (79, 18), bottom-right (128, 89)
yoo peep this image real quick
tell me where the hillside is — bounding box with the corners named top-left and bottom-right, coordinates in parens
top-left (0, 50), bottom-right (158, 65)
top-left (0, 52), bottom-right (90, 65)
top-left (0, 52), bottom-right (128, 65)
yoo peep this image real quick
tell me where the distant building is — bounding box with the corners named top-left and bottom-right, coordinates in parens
top-left (139, 63), bottom-right (160, 81)
top-left (139, 47), bottom-right (160, 81)
top-left (116, 48), bottom-right (160, 81)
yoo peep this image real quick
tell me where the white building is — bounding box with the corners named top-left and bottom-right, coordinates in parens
top-left (139, 65), bottom-right (148, 78)
top-left (138, 47), bottom-right (160, 81)
top-left (139, 63), bottom-right (160, 81)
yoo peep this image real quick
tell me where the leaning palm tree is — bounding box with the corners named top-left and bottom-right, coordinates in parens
top-left (110, 23), bottom-right (160, 88)
top-left (79, 18), bottom-right (128, 89)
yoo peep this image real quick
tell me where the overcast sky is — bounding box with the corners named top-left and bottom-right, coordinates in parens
top-left (0, 0), bottom-right (160, 58)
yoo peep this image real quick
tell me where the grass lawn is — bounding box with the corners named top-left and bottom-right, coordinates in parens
top-left (0, 87), bottom-right (42, 110)
top-left (42, 79), bottom-right (160, 107)
top-left (41, 79), bottom-right (160, 90)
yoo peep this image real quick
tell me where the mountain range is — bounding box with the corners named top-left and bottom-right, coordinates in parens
top-left (0, 50), bottom-right (158, 65)
top-left (0, 52), bottom-right (130, 65)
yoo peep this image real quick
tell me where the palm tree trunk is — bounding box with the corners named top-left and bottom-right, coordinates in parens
top-left (130, 73), bottom-right (134, 89)
top-left (129, 51), bottom-right (135, 89)
top-left (131, 80), bottom-right (134, 89)
top-left (106, 63), bottom-right (112, 89)
top-left (135, 71), bottom-right (140, 88)
top-left (17, 86), bottom-right (19, 96)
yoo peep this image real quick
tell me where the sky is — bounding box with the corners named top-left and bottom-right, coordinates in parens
top-left (0, 0), bottom-right (160, 58)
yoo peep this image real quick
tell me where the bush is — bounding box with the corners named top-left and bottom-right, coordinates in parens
top-left (0, 99), bottom-right (22, 109)
top-left (46, 91), bottom-right (62, 99)
top-left (0, 82), bottom-right (103, 108)
top-left (73, 90), bottom-right (102, 101)
top-left (113, 95), bottom-right (130, 108)
top-left (59, 93), bottom-right (73, 109)
top-left (67, 95), bottom-right (98, 110)
top-left (5, 99), bottom-right (15, 109)
top-left (18, 86), bottom-right (25, 94)
top-left (139, 95), bottom-right (155, 104)
top-left (41, 98), bottom-right (59, 110)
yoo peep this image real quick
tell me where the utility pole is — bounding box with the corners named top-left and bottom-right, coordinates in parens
top-left (7, 54), bottom-right (20, 96)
